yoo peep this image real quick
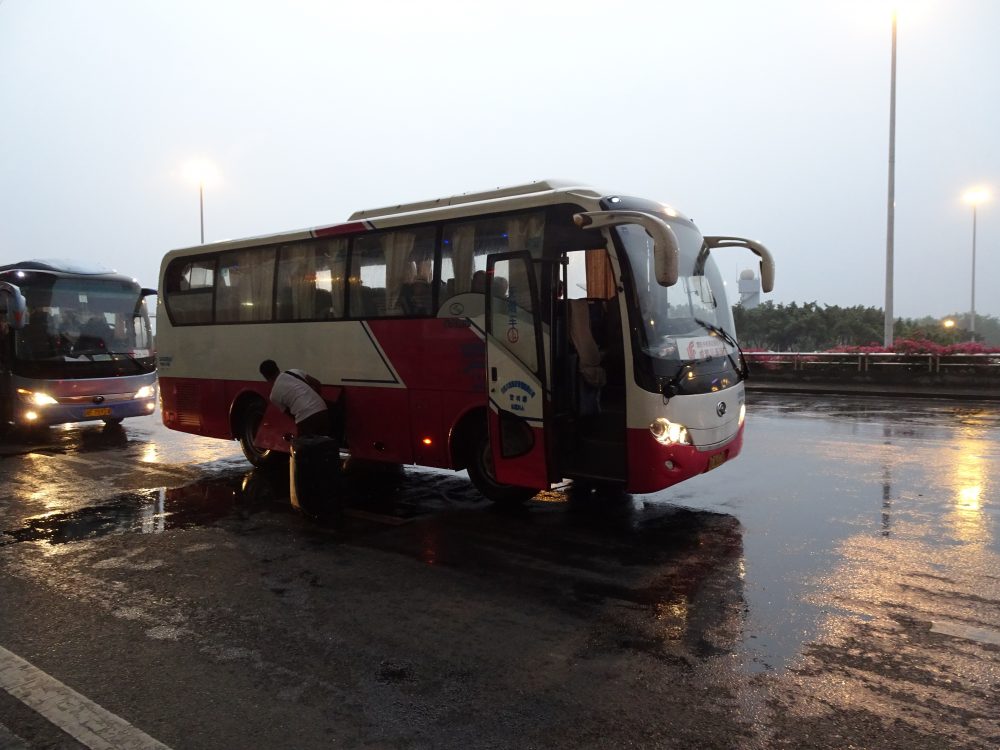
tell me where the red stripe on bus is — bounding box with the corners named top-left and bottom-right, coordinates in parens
top-left (312, 221), bottom-right (370, 237)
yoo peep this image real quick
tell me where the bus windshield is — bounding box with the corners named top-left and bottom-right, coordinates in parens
top-left (616, 219), bottom-right (738, 369)
top-left (13, 275), bottom-right (154, 378)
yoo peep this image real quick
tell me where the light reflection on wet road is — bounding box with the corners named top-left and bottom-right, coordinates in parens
top-left (0, 395), bottom-right (998, 749)
top-left (664, 396), bottom-right (998, 663)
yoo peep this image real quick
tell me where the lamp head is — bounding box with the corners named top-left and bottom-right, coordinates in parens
top-left (962, 187), bottom-right (991, 206)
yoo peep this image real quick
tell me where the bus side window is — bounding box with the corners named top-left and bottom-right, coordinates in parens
top-left (217, 248), bottom-right (275, 323)
top-left (164, 258), bottom-right (215, 325)
top-left (438, 211), bottom-right (545, 314)
top-left (276, 238), bottom-right (347, 321)
top-left (351, 228), bottom-right (435, 319)
top-left (350, 235), bottom-right (384, 317)
top-left (439, 223), bottom-right (476, 310)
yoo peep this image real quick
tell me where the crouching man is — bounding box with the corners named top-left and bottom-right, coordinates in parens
top-left (258, 359), bottom-right (330, 437)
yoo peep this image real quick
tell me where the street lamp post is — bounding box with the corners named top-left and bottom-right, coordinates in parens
top-left (182, 159), bottom-right (220, 245)
top-left (199, 181), bottom-right (205, 244)
top-left (962, 188), bottom-right (991, 340)
top-left (884, 11), bottom-right (897, 348)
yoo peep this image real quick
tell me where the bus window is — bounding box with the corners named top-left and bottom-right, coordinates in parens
top-left (217, 248), bottom-right (275, 323)
top-left (439, 211), bottom-right (545, 309)
top-left (276, 238), bottom-right (348, 321)
top-left (164, 258), bottom-right (215, 325)
top-left (349, 228), bottom-right (434, 318)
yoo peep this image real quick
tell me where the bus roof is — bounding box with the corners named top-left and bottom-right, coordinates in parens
top-left (0, 260), bottom-right (148, 289)
top-left (0, 259), bottom-right (115, 275)
top-left (162, 179), bottom-right (609, 259)
top-left (159, 179), bottom-right (692, 260)
top-left (348, 179), bottom-right (601, 220)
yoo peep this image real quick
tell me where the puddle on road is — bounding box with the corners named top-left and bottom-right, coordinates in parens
top-left (0, 461), bottom-right (485, 546)
top-left (2, 478), bottom-right (249, 544)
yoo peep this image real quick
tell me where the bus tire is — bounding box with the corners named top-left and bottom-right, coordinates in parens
top-left (238, 398), bottom-right (284, 468)
top-left (466, 427), bottom-right (538, 505)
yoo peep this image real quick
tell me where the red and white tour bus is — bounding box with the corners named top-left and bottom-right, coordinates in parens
top-left (156, 180), bottom-right (774, 502)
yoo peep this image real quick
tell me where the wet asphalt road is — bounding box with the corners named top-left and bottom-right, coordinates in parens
top-left (0, 395), bottom-right (998, 749)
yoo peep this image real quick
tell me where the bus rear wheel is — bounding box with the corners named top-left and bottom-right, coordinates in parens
top-left (238, 398), bottom-right (284, 468)
top-left (466, 427), bottom-right (538, 505)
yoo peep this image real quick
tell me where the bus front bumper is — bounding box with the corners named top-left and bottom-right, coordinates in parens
top-left (625, 422), bottom-right (745, 495)
top-left (15, 391), bottom-right (157, 427)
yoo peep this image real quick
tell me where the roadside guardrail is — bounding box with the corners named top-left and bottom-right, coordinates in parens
top-left (742, 352), bottom-right (1000, 399)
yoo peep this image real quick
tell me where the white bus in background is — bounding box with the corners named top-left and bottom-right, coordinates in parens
top-left (0, 260), bottom-right (158, 428)
top-left (155, 180), bottom-right (774, 502)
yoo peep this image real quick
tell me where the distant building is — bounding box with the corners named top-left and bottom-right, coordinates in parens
top-left (738, 268), bottom-right (760, 309)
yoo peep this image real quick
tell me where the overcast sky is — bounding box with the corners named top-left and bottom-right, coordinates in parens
top-left (2, 0), bottom-right (998, 320)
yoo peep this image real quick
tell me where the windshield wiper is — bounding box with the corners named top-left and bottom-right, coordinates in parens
top-left (693, 318), bottom-right (749, 379)
top-left (658, 363), bottom-right (690, 400)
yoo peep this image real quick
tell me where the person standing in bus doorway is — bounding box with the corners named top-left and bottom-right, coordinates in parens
top-left (258, 359), bottom-right (331, 437)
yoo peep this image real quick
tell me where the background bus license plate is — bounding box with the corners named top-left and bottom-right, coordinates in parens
top-left (84, 407), bottom-right (112, 417)
top-left (707, 453), bottom-right (726, 471)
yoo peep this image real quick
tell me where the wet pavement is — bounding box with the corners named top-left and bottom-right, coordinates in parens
top-left (0, 396), bottom-right (997, 749)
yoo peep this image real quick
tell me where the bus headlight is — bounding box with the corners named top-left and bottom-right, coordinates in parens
top-left (134, 385), bottom-right (156, 399)
top-left (650, 417), bottom-right (690, 446)
top-left (17, 388), bottom-right (58, 406)
top-left (739, 402), bottom-right (746, 426)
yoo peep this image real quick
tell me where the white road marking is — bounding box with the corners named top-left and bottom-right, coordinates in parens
top-left (930, 620), bottom-right (1000, 646)
top-left (0, 645), bottom-right (172, 750)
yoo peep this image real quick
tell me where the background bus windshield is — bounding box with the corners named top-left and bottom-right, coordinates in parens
top-left (13, 276), bottom-right (154, 378)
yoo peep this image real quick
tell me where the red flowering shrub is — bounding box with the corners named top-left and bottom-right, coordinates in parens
top-left (817, 339), bottom-right (999, 356)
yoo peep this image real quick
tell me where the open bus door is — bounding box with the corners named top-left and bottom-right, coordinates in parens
top-left (0, 281), bottom-right (27, 427)
top-left (484, 252), bottom-right (550, 489)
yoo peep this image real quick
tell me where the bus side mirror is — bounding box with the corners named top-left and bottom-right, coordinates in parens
top-left (573, 210), bottom-right (679, 286)
top-left (703, 236), bottom-right (775, 293)
top-left (0, 281), bottom-right (28, 330)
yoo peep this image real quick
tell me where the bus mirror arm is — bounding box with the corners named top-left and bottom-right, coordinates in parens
top-left (703, 236), bottom-right (776, 293)
top-left (141, 288), bottom-right (158, 298)
top-left (0, 281), bottom-right (28, 330)
top-left (573, 211), bottom-right (679, 286)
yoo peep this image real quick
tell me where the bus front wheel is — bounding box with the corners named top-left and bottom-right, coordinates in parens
top-left (466, 428), bottom-right (537, 506)
top-left (238, 398), bottom-right (284, 468)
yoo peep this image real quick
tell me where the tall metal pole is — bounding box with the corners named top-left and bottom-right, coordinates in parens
top-left (970, 204), bottom-right (977, 338)
top-left (199, 182), bottom-right (205, 244)
top-left (884, 12), bottom-right (897, 348)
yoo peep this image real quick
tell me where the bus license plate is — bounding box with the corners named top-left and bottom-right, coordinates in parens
top-left (84, 407), bottom-right (112, 417)
top-left (707, 453), bottom-right (726, 471)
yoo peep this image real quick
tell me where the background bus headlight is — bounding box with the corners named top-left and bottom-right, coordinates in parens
top-left (134, 385), bottom-right (156, 399)
top-left (649, 417), bottom-right (690, 446)
top-left (16, 388), bottom-right (57, 406)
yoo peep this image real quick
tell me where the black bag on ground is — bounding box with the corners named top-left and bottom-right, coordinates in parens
top-left (289, 435), bottom-right (341, 518)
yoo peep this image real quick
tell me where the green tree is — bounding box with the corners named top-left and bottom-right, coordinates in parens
top-left (733, 303), bottom-right (1000, 350)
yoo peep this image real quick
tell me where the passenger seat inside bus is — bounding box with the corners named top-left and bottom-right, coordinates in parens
top-left (400, 280), bottom-right (432, 316)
